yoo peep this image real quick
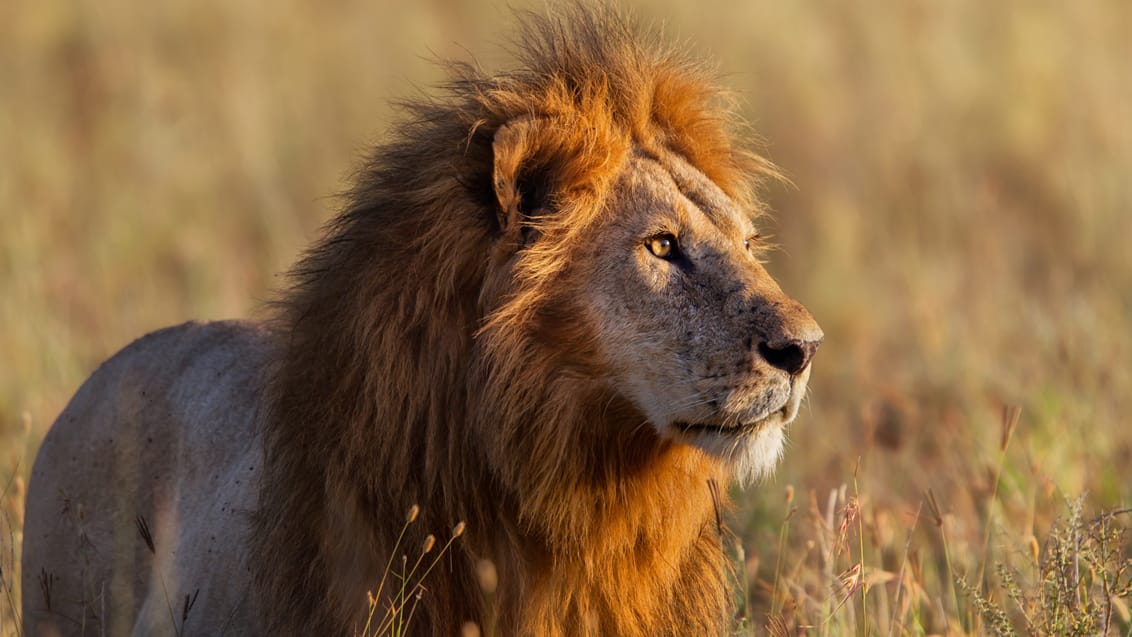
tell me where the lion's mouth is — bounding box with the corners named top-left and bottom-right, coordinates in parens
top-left (676, 421), bottom-right (743, 434)
top-left (672, 403), bottom-right (792, 437)
top-left (675, 416), bottom-right (771, 436)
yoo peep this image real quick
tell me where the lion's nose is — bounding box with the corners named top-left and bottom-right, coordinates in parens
top-left (757, 336), bottom-right (822, 376)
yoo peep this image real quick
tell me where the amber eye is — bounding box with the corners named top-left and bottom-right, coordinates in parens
top-left (744, 233), bottom-right (761, 251)
top-left (646, 234), bottom-right (678, 259)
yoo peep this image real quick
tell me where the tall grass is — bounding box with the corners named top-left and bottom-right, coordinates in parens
top-left (3, 1), bottom-right (1130, 634)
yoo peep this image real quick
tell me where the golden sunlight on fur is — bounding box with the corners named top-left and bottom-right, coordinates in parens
top-left (21, 5), bottom-right (820, 636)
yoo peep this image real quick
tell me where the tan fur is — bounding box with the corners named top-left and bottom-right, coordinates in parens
top-left (22, 6), bottom-right (821, 636)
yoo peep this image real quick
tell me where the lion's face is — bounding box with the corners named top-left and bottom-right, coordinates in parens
top-left (578, 150), bottom-right (823, 481)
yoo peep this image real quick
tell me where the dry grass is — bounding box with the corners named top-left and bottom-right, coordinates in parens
top-left (359, 506), bottom-right (467, 637)
top-left (3, 0), bottom-right (1131, 635)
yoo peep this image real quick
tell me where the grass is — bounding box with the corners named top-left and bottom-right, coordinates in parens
top-left (3, 0), bottom-right (1131, 634)
top-left (731, 408), bottom-right (1132, 635)
top-left (359, 506), bottom-right (467, 637)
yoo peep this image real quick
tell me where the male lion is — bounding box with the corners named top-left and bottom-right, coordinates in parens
top-left (22, 7), bottom-right (821, 637)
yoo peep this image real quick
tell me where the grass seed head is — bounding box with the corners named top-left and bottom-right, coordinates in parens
top-left (476, 559), bottom-right (498, 594)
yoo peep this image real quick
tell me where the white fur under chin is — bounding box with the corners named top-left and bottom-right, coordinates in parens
top-left (688, 424), bottom-right (786, 486)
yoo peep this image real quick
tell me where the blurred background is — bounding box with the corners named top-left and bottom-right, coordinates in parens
top-left (3, 0), bottom-right (1131, 633)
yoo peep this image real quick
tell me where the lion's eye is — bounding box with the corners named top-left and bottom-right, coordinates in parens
top-left (744, 234), bottom-right (761, 251)
top-left (646, 234), bottom-right (678, 259)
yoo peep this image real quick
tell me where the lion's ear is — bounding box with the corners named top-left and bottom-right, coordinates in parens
top-left (492, 116), bottom-right (553, 240)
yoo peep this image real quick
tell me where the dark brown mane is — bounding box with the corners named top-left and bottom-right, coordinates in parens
top-left (251, 5), bottom-right (773, 635)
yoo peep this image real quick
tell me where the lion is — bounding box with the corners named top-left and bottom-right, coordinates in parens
top-left (21, 6), bottom-right (822, 637)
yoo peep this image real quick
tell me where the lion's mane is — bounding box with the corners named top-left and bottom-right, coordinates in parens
top-left (250, 7), bottom-right (771, 636)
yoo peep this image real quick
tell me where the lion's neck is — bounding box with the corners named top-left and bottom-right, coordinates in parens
top-left (481, 395), bottom-right (734, 637)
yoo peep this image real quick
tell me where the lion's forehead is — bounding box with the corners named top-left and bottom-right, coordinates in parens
top-left (619, 150), bottom-right (753, 237)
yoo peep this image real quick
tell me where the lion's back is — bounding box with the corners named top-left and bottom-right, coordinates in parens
top-left (22, 320), bottom-right (272, 637)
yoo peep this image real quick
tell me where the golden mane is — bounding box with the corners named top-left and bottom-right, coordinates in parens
top-left (251, 6), bottom-right (777, 635)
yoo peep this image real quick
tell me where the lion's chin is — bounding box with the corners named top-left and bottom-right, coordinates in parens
top-left (676, 419), bottom-right (786, 485)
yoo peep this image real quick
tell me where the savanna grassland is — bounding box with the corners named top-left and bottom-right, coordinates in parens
top-left (3, 1), bottom-right (1131, 635)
